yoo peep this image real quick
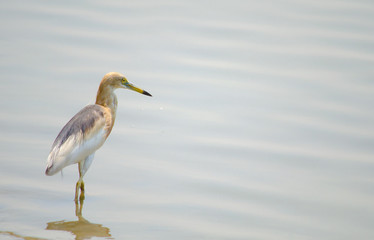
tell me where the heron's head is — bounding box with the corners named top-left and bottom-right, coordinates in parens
top-left (101, 72), bottom-right (152, 96)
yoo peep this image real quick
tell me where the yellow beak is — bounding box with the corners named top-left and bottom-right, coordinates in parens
top-left (127, 83), bottom-right (152, 97)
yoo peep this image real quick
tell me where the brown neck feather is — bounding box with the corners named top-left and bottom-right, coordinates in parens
top-left (95, 80), bottom-right (118, 137)
top-left (96, 81), bottom-right (115, 107)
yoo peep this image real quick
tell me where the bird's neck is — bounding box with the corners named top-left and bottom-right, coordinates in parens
top-left (95, 85), bottom-right (118, 136)
top-left (96, 85), bottom-right (118, 110)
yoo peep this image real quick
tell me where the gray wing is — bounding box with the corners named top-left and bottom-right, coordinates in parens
top-left (46, 104), bottom-right (106, 175)
top-left (51, 104), bottom-right (105, 149)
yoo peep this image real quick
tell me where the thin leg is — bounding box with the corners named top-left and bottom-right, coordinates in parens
top-left (80, 180), bottom-right (85, 201)
top-left (74, 154), bottom-right (94, 202)
top-left (75, 178), bottom-right (84, 202)
top-left (75, 189), bottom-right (85, 218)
top-left (74, 162), bottom-right (85, 203)
top-left (75, 180), bottom-right (79, 202)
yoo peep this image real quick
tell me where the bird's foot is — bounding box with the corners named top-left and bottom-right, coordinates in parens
top-left (79, 190), bottom-right (85, 202)
top-left (74, 179), bottom-right (85, 203)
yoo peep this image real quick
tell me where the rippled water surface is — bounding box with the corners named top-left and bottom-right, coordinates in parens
top-left (1, 0), bottom-right (374, 239)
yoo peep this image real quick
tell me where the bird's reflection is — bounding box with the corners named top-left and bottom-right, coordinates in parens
top-left (46, 195), bottom-right (112, 240)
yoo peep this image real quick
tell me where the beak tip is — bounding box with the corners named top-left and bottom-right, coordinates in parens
top-left (143, 90), bottom-right (152, 97)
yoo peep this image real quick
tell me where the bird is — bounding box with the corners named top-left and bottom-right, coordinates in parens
top-left (45, 72), bottom-right (152, 201)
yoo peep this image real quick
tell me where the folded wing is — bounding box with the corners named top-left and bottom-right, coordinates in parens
top-left (45, 105), bottom-right (107, 175)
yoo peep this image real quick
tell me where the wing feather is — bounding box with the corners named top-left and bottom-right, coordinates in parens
top-left (46, 104), bottom-right (107, 175)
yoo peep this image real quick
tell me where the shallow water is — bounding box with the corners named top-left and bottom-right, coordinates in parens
top-left (1, 0), bottom-right (374, 239)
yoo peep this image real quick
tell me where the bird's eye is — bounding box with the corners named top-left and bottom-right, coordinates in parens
top-left (121, 79), bottom-right (129, 86)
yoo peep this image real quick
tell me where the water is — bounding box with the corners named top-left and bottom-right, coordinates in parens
top-left (1, 0), bottom-right (374, 239)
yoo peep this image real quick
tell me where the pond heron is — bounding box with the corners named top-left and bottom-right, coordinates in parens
top-left (45, 72), bottom-right (152, 201)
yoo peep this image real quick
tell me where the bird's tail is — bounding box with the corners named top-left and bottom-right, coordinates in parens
top-left (45, 149), bottom-right (65, 176)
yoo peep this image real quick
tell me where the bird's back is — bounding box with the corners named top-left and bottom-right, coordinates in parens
top-left (46, 105), bottom-right (107, 175)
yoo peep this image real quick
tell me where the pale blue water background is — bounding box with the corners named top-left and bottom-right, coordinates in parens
top-left (1, 0), bottom-right (374, 239)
